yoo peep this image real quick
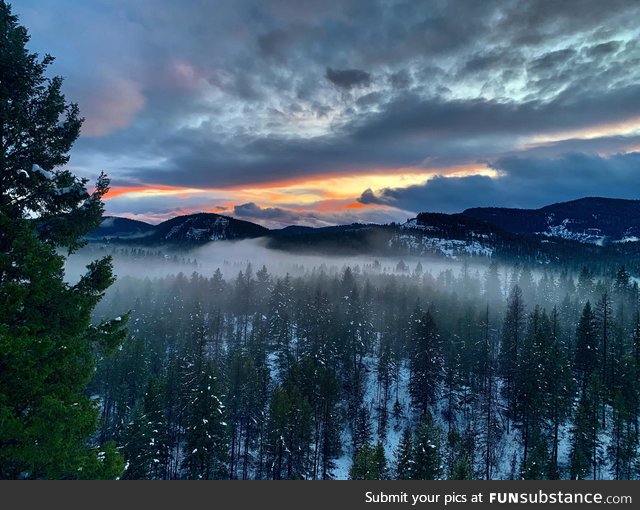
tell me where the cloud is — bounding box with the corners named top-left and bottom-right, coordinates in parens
top-left (359, 152), bottom-right (640, 213)
top-left (110, 80), bottom-right (640, 189)
top-left (104, 191), bottom-right (227, 218)
top-left (325, 67), bottom-right (371, 89)
top-left (13, 0), bottom-right (640, 224)
top-left (79, 77), bottom-right (145, 137)
top-left (234, 202), bottom-right (290, 220)
top-left (231, 201), bottom-right (410, 228)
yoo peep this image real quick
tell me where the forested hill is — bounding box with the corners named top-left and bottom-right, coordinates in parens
top-left (149, 213), bottom-right (268, 243)
top-left (86, 216), bottom-right (155, 240)
top-left (462, 197), bottom-right (640, 243)
top-left (88, 212), bottom-right (269, 244)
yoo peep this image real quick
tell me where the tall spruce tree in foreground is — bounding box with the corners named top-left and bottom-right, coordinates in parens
top-left (0, 1), bottom-right (125, 478)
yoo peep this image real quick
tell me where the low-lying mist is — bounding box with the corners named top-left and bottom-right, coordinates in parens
top-left (65, 238), bottom-right (490, 284)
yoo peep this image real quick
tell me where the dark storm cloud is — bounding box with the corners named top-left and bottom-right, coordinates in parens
top-left (388, 70), bottom-right (412, 89)
top-left (349, 85), bottom-right (640, 142)
top-left (234, 202), bottom-right (290, 220)
top-left (528, 49), bottom-right (578, 76)
top-left (458, 47), bottom-right (523, 75)
top-left (493, 0), bottom-right (640, 46)
top-left (584, 40), bottom-right (623, 59)
top-left (325, 68), bottom-right (372, 89)
top-left (359, 152), bottom-right (640, 213)
top-left (116, 79), bottom-right (640, 189)
top-left (258, 29), bottom-right (292, 60)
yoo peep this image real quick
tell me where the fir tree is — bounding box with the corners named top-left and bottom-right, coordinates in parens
top-left (182, 363), bottom-right (228, 479)
top-left (483, 261), bottom-right (502, 306)
top-left (575, 302), bottom-right (599, 395)
top-left (411, 413), bottom-right (442, 480)
top-left (569, 374), bottom-right (602, 480)
top-left (350, 441), bottom-right (388, 480)
top-left (499, 285), bottom-right (526, 422)
top-left (352, 405), bottom-right (373, 456)
top-left (121, 377), bottom-right (169, 480)
top-left (0, 1), bottom-right (125, 479)
top-left (409, 311), bottom-right (443, 416)
top-left (395, 428), bottom-right (414, 480)
top-left (546, 307), bottom-right (573, 478)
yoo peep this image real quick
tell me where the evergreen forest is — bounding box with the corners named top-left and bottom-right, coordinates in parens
top-left (90, 258), bottom-right (640, 480)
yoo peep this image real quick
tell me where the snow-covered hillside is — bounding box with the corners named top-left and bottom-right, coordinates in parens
top-left (390, 218), bottom-right (495, 259)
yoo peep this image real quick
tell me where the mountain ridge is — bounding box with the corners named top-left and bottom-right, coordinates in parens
top-left (89, 197), bottom-right (640, 267)
top-left (89, 212), bottom-right (268, 244)
top-left (463, 197), bottom-right (640, 244)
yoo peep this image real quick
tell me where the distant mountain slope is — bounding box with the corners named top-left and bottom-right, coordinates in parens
top-left (149, 213), bottom-right (269, 243)
top-left (266, 224), bottom-right (392, 254)
top-left (86, 216), bottom-right (155, 240)
top-left (392, 212), bottom-right (503, 258)
top-left (462, 197), bottom-right (640, 244)
top-left (269, 223), bottom-right (377, 238)
top-left (87, 213), bottom-right (269, 244)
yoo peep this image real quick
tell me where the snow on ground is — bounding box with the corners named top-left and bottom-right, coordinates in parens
top-left (392, 234), bottom-right (494, 259)
top-left (330, 352), bottom-right (608, 479)
top-left (333, 357), bottom-right (411, 479)
top-left (540, 219), bottom-right (605, 245)
top-left (557, 422), bottom-right (573, 477)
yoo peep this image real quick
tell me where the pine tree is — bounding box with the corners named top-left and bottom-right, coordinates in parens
top-left (514, 307), bottom-right (547, 470)
top-left (609, 390), bottom-right (635, 480)
top-left (182, 363), bottom-right (228, 479)
top-left (315, 364), bottom-right (342, 479)
top-left (546, 307), bottom-right (573, 478)
top-left (409, 311), bottom-right (443, 416)
top-left (395, 428), bottom-right (414, 479)
top-left (121, 377), bottom-right (169, 479)
top-left (142, 377), bottom-right (170, 479)
top-left (569, 374), bottom-right (602, 480)
top-left (577, 267), bottom-right (594, 298)
top-left (449, 449), bottom-right (474, 480)
top-left (121, 403), bottom-right (151, 480)
top-left (575, 302), bottom-right (599, 395)
top-left (376, 329), bottom-right (394, 439)
top-left (520, 430), bottom-right (549, 480)
top-left (352, 405), bottom-right (373, 456)
top-left (0, 2), bottom-right (125, 479)
top-left (517, 267), bottom-right (535, 307)
top-left (595, 292), bottom-right (613, 428)
top-left (411, 413), bottom-right (442, 480)
top-left (608, 355), bottom-right (638, 479)
top-left (350, 441), bottom-right (388, 480)
top-left (613, 266), bottom-right (631, 298)
top-left (477, 305), bottom-right (499, 479)
top-left (483, 261), bottom-right (502, 306)
top-left (500, 285), bottom-right (526, 421)
top-left (265, 382), bottom-right (313, 479)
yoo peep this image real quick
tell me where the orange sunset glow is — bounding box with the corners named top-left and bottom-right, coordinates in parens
top-left (105, 164), bottom-right (500, 222)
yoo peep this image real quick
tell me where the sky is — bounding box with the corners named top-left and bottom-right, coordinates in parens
top-left (14, 0), bottom-right (640, 227)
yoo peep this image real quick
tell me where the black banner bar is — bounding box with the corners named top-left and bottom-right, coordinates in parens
top-left (2, 481), bottom-right (639, 510)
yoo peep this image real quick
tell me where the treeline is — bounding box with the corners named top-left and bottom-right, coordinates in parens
top-left (90, 261), bottom-right (640, 479)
